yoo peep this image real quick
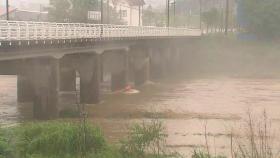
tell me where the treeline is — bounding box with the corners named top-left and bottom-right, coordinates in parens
top-left (48, 0), bottom-right (123, 24)
top-left (241, 0), bottom-right (280, 38)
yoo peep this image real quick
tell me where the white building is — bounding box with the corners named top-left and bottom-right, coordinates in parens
top-left (111, 0), bottom-right (145, 26)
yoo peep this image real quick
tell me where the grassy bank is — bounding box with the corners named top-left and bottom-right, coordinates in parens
top-left (0, 112), bottom-right (274, 158)
top-left (0, 120), bottom-right (180, 158)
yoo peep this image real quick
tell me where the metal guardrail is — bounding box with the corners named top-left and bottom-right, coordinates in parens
top-left (0, 20), bottom-right (201, 41)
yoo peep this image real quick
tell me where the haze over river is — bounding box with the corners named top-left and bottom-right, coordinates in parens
top-left (2, 74), bottom-right (280, 156)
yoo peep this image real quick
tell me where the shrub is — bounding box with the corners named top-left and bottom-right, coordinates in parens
top-left (0, 129), bottom-right (13, 158)
top-left (13, 121), bottom-right (106, 158)
top-left (232, 111), bottom-right (276, 158)
top-left (120, 120), bottom-right (180, 158)
top-left (192, 150), bottom-right (226, 158)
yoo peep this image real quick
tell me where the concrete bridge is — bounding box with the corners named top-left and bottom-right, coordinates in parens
top-left (0, 20), bottom-right (201, 119)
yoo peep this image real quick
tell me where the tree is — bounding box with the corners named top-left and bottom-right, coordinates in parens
top-left (201, 8), bottom-right (220, 33)
top-left (70, 0), bottom-right (99, 23)
top-left (49, 0), bottom-right (124, 24)
top-left (142, 5), bottom-right (165, 26)
top-left (48, 0), bottom-right (71, 22)
top-left (241, 0), bottom-right (280, 38)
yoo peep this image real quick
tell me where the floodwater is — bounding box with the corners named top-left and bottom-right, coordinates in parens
top-left (1, 75), bottom-right (280, 156)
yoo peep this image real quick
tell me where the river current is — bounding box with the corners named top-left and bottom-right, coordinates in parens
top-left (1, 75), bottom-right (280, 156)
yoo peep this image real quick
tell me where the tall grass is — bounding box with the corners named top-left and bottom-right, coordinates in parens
top-left (0, 120), bottom-right (180, 158)
top-left (0, 122), bottom-right (107, 158)
top-left (120, 120), bottom-right (181, 158)
top-left (232, 111), bottom-right (276, 158)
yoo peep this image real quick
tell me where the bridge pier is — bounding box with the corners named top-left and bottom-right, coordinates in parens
top-left (59, 67), bottom-right (76, 92)
top-left (78, 54), bottom-right (100, 104)
top-left (103, 50), bottom-right (128, 91)
top-left (131, 47), bottom-right (150, 86)
top-left (17, 74), bottom-right (34, 102)
top-left (149, 48), bottom-right (165, 79)
top-left (31, 58), bottom-right (59, 119)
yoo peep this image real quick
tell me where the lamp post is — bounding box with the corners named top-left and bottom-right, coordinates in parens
top-left (6, 0), bottom-right (9, 20)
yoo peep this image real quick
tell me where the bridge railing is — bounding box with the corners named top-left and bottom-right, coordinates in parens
top-left (0, 20), bottom-right (200, 41)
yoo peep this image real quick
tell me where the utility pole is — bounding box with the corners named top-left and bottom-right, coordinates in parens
top-left (166, 0), bottom-right (170, 27)
top-left (225, 0), bottom-right (229, 35)
top-left (173, 0), bottom-right (176, 26)
top-left (107, 0), bottom-right (110, 24)
top-left (6, 0), bottom-right (9, 20)
top-left (199, 0), bottom-right (202, 29)
top-left (138, 5), bottom-right (141, 26)
top-left (101, 0), bottom-right (104, 24)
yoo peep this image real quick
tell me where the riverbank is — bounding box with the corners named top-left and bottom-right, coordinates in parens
top-left (0, 120), bottom-right (184, 158)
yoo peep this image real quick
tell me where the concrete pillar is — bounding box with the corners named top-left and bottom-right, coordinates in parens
top-left (103, 51), bottom-right (128, 91)
top-left (32, 58), bottom-right (59, 119)
top-left (149, 48), bottom-right (164, 79)
top-left (17, 75), bottom-right (34, 102)
top-left (111, 52), bottom-right (128, 91)
top-left (59, 68), bottom-right (76, 91)
top-left (79, 54), bottom-right (100, 104)
top-left (132, 49), bottom-right (150, 86)
top-left (111, 70), bottom-right (126, 91)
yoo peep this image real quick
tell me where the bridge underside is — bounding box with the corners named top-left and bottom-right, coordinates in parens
top-left (0, 37), bottom-right (201, 119)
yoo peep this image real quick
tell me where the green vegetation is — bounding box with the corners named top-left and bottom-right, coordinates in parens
top-left (0, 122), bottom-right (107, 158)
top-left (191, 150), bottom-right (226, 158)
top-left (242, 0), bottom-right (280, 38)
top-left (0, 120), bottom-right (179, 158)
top-left (201, 8), bottom-right (220, 33)
top-left (143, 5), bottom-right (166, 27)
top-left (0, 110), bottom-right (276, 158)
top-left (120, 120), bottom-right (179, 158)
top-left (49, 0), bottom-right (123, 24)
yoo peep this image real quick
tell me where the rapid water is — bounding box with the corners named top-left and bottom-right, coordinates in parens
top-left (1, 75), bottom-right (280, 156)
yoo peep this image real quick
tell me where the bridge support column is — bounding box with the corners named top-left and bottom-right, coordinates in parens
top-left (103, 51), bottom-right (128, 91)
top-left (79, 54), bottom-right (100, 104)
top-left (111, 70), bottom-right (127, 91)
top-left (111, 52), bottom-right (127, 91)
top-left (32, 58), bottom-right (59, 119)
top-left (17, 75), bottom-right (34, 102)
top-left (149, 48), bottom-right (165, 79)
top-left (60, 68), bottom-right (76, 91)
top-left (131, 48), bottom-right (150, 86)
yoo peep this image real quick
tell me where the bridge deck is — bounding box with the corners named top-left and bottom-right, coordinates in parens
top-left (0, 20), bottom-right (201, 42)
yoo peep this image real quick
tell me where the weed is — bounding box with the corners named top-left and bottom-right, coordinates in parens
top-left (120, 119), bottom-right (180, 158)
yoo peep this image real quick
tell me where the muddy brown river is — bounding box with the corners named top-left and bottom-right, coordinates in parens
top-left (1, 75), bottom-right (280, 156)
